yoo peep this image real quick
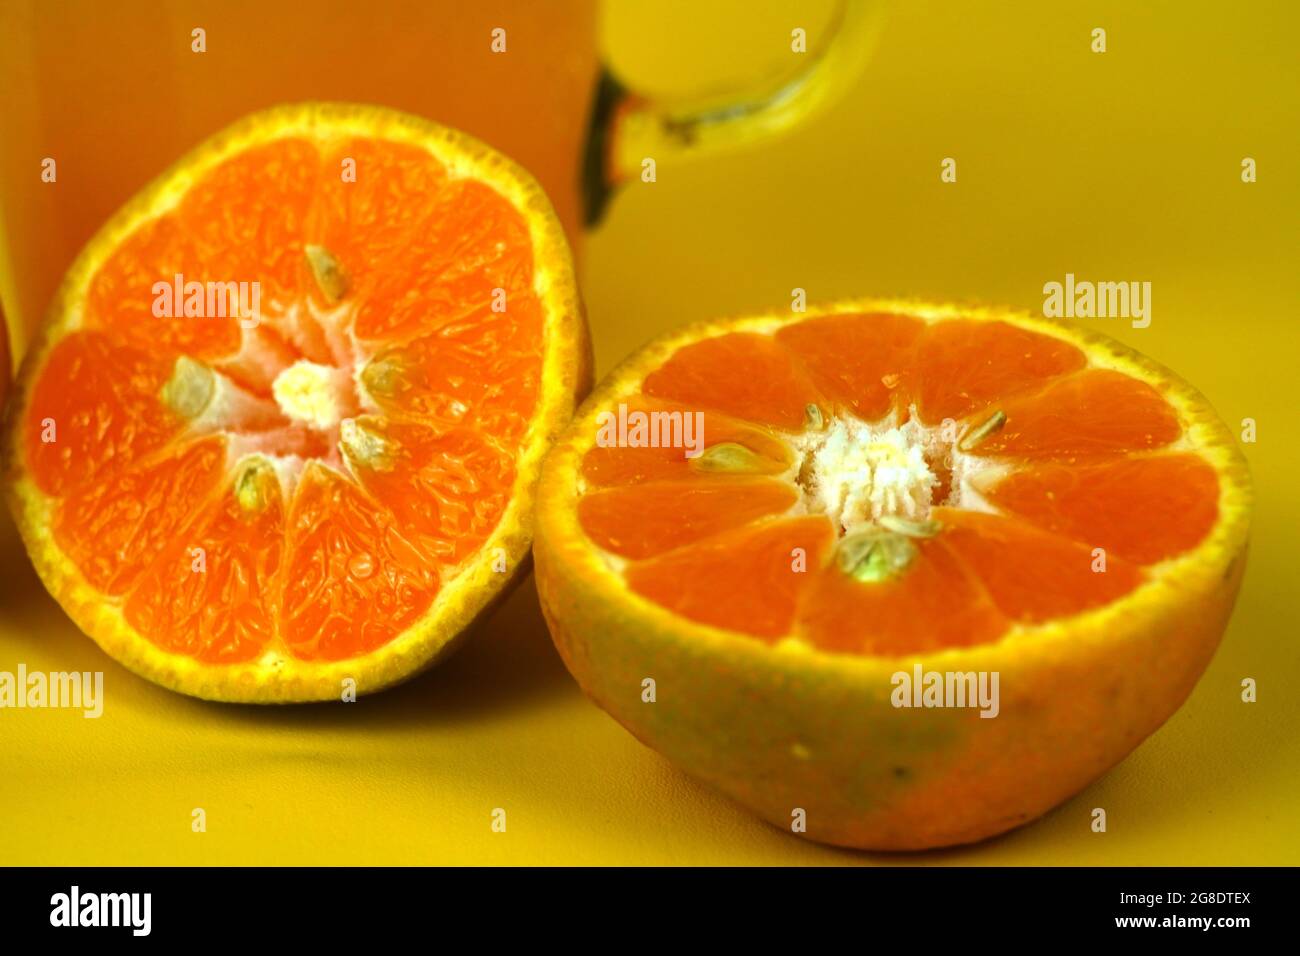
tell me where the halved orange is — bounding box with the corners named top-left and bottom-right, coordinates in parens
top-left (2, 103), bottom-right (589, 702)
top-left (534, 300), bottom-right (1251, 850)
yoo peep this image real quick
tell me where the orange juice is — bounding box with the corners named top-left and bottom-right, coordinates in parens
top-left (0, 0), bottom-right (598, 357)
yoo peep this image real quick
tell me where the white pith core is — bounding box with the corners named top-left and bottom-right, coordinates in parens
top-left (272, 359), bottom-right (352, 429)
top-left (795, 406), bottom-right (1001, 535)
top-left (160, 288), bottom-right (381, 499)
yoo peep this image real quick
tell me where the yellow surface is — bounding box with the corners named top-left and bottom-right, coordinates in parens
top-left (2, 0), bottom-right (1298, 864)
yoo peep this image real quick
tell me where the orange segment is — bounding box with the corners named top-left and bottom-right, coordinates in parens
top-left (280, 465), bottom-right (439, 662)
top-left (179, 138), bottom-right (320, 299)
top-left (86, 215), bottom-right (242, 360)
top-left (797, 537), bottom-right (1009, 655)
top-left (775, 312), bottom-right (923, 419)
top-left (935, 507), bottom-right (1144, 623)
top-left (642, 332), bottom-right (824, 430)
top-left (362, 295), bottom-right (543, 445)
top-left (3, 104), bottom-right (588, 702)
top-left (973, 368), bottom-right (1182, 461)
top-left (980, 454), bottom-right (1220, 565)
top-left (579, 478), bottom-right (797, 560)
top-left (124, 463), bottom-right (284, 663)
top-left (343, 418), bottom-right (515, 568)
top-left (53, 437), bottom-right (228, 596)
top-left (353, 179), bottom-right (534, 343)
top-left (23, 331), bottom-right (181, 496)
top-left (311, 139), bottom-right (450, 310)
top-left (625, 516), bottom-right (834, 639)
top-left (908, 319), bottom-right (1086, 423)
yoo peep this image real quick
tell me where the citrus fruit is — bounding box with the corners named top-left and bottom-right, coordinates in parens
top-left (534, 300), bottom-right (1251, 850)
top-left (2, 103), bottom-right (589, 702)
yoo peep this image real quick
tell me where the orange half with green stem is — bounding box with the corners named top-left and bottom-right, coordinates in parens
top-left (534, 300), bottom-right (1250, 850)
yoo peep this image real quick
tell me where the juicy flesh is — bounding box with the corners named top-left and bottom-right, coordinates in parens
top-left (579, 314), bottom-right (1221, 654)
top-left (25, 137), bottom-right (542, 663)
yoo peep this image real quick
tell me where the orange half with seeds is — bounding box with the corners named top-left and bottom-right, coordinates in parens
top-left (2, 103), bottom-right (589, 702)
top-left (535, 300), bottom-right (1251, 850)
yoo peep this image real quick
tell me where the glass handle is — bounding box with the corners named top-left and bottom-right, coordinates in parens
top-left (583, 0), bottom-right (887, 225)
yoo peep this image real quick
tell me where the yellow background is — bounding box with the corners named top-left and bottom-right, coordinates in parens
top-left (2, 0), bottom-right (1298, 864)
